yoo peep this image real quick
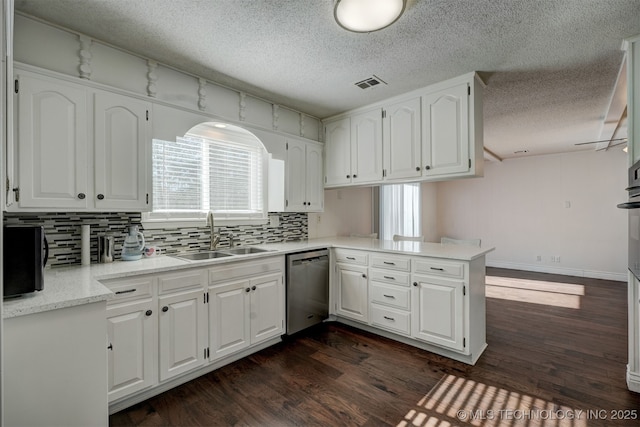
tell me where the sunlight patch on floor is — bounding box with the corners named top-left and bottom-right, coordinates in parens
top-left (398, 374), bottom-right (587, 427)
top-left (485, 276), bottom-right (585, 309)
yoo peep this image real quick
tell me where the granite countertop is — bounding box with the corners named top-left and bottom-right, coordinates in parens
top-left (3, 237), bottom-right (494, 319)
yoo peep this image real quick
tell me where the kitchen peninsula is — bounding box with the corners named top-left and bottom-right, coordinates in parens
top-left (3, 237), bottom-right (493, 425)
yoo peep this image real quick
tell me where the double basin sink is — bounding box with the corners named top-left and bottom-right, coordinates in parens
top-left (175, 246), bottom-right (273, 261)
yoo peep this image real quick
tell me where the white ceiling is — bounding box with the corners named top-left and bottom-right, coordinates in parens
top-left (14, 0), bottom-right (640, 159)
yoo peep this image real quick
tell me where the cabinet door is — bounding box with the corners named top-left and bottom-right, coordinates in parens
top-left (285, 138), bottom-right (307, 211)
top-left (383, 98), bottom-right (422, 180)
top-left (351, 109), bottom-right (383, 184)
top-left (324, 117), bottom-right (351, 186)
top-left (106, 299), bottom-right (157, 401)
top-left (94, 90), bottom-right (149, 211)
top-left (336, 263), bottom-right (369, 323)
top-left (158, 288), bottom-right (208, 381)
top-left (305, 142), bottom-right (324, 211)
top-left (16, 73), bottom-right (88, 209)
top-left (209, 280), bottom-right (251, 360)
top-left (411, 275), bottom-right (465, 351)
top-left (250, 273), bottom-right (284, 343)
top-left (422, 83), bottom-right (470, 177)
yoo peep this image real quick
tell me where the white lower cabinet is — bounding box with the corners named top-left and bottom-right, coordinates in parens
top-left (208, 272), bottom-right (284, 360)
top-left (106, 299), bottom-right (157, 401)
top-left (331, 248), bottom-right (485, 365)
top-left (104, 257), bottom-right (285, 407)
top-left (411, 275), bottom-right (465, 352)
top-left (105, 275), bottom-right (157, 402)
top-left (158, 288), bottom-right (208, 381)
top-left (335, 262), bottom-right (369, 323)
top-left (209, 279), bottom-right (252, 359)
top-left (208, 257), bottom-right (285, 361)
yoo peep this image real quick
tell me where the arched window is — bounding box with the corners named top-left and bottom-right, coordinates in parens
top-left (146, 122), bottom-right (268, 226)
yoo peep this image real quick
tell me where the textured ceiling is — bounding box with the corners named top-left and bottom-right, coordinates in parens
top-left (14, 0), bottom-right (640, 159)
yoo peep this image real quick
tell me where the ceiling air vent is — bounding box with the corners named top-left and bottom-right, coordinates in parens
top-left (354, 75), bottom-right (387, 90)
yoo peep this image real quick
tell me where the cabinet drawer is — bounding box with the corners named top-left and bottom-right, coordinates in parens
top-left (103, 276), bottom-right (154, 304)
top-left (334, 249), bottom-right (368, 266)
top-left (413, 258), bottom-right (465, 279)
top-left (370, 305), bottom-right (410, 335)
top-left (369, 269), bottom-right (410, 286)
top-left (370, 254), bottom-right (410, 272)
top-left (370, 283), bottom-right (410, 310)
top-left (158, 269), bottom-right (207, 294)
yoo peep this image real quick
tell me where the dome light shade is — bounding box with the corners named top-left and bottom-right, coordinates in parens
top-left (334, 0), bottom-right (406, 33)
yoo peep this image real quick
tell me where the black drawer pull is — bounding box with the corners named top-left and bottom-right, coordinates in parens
top-left (383, 276), bottom-right (396, 280)
top-left (383, 294), bottom-right (395, 299)
top-left (383, 261), bottom-right (395, 265)
top-left (430, 267), bottom-right (445, 271)
top-left (115, 289), bottom-right (136, 295)
top-left (383, 316), bottom-right (395, 321)
top-left (346, 257), bottom-right (356, 260)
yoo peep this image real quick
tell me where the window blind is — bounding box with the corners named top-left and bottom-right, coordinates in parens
top-left (152, 135), bottom-right (265, 219)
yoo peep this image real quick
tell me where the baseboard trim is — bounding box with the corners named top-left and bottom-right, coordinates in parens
top-left (627, 367), bottom-right (640, 393)
top-left (486, 260), bottom-right (627, 282)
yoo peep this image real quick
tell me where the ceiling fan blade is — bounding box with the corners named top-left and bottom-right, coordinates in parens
top-left (595, 140), bottom-right (628, 151)
top-left (574, 137), bottom-right (628, 146)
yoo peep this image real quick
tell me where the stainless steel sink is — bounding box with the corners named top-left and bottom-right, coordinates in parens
top-left (220, 247), bottom-right (272, 255)
top-left (174, 251), bottom-right (233, 261)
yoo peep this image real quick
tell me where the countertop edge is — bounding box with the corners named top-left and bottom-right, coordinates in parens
top-left (4, 238), bottom-right (494, 319)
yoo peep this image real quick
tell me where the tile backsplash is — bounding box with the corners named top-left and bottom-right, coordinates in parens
top-left (3, 212), bottom-right (307, 268)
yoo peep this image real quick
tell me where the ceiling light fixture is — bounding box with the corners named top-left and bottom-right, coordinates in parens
top-left (334, 0), bottom-right (406, 33)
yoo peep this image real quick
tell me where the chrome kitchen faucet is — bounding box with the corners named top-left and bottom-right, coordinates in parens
top-left (206, 211), bottom-right (220, 250)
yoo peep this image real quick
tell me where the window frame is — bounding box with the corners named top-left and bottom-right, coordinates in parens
top-left (142, 122), bottom-right (269, 229)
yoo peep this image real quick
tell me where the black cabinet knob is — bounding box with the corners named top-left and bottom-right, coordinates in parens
top-left (425, 166), bottom-right (431, 170)
top-left (77, 193), bottom-right (86, 199)
top-left (353, 174), bottom-right (357, 178)
top-left (416, 166), bottom-right (420, 171)
top-left (362, 274), bottom-right (367, 278)
top-left (245, 288), bottom-right (251, 292)
top-left (97, 194), bottom-right (105, 200)
top-left (413, 282), bottom-right (418, 287)
top-left (162, 306), bottom-right (169, 312)
top-left (251, 285), bottom-right (257, 291)
top-left (107, 343), bottom-right (113, 350)
top-left (145, 310), bottom-right (152, 316)
top-left (346, 175), bottom-right (351, 178)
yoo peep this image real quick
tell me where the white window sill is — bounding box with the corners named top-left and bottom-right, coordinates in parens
top-left (141, 215), bottom-right (269, 230)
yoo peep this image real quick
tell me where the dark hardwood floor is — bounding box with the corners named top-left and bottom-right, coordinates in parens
top-left (110, 268), bottom-right (640, 426)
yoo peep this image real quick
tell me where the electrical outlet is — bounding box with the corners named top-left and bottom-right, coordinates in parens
top-left (555, 256), bottom-right (561, 263)
top-left (317, 215), bottom-right (322, 224)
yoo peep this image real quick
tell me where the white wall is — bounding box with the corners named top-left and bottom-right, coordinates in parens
top-left (309, 187), bottom-right (373, 238)
top-left (437, 149), bottom-right (628, 280)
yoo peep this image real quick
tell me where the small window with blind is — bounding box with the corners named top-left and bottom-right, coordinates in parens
top-left (143, 122), bottom-right (269, 227)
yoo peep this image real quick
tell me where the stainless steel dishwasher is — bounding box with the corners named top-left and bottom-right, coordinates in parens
top-left (286, 249), bottom-right (329, 335)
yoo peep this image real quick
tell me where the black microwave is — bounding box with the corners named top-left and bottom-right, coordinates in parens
top-left (3, 226), bottom-right (48, 298)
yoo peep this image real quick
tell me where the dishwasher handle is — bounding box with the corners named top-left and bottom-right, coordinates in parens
top-left (291, 255), bottom-right (328, 266)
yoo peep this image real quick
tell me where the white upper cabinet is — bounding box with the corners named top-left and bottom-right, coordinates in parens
top-left (12, 69), bottom-right (150, 212)
top-left (323, 72), bottom-right (483, 188)
top-left (382, 97), bottom-right (422, 181)
top-left (351, 109), bottom-right (383, 184)
top-left (422, 83), bottom-right (470, 177)
top-left (16, 72), bottom-right (89, 209)
top-left (94, 90), bottom-right (149, 211)
top-left (324, 117), bottom-right (351, 186)
top-left (286, 138), bottom-right (324, 212)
